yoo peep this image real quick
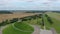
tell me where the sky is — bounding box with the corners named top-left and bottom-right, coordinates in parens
top-left (0, 0), bottom-right (60, 10)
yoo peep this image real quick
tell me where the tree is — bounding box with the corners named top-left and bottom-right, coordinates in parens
top-left (10, 18), bottom-right (18, 23)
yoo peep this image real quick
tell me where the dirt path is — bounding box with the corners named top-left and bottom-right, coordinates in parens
top-left (40, 29), bottom-right (53, 34)
top-left (32, 25), bottom-right (55, 34)
top-left (32, 25), bottom-right (40, 34)
top-left (0, 25), bottom-right (9, 34)
top-left (0, 28), bottom-right (2, 34)
top-left (50, 28), bottom-right (57, 34)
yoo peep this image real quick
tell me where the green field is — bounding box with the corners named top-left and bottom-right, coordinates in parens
top-left (2, 12), bottom-right (60, 34)
top-left (27, 17), bottom-right (42, 25)
top-left (2, 22), bottom-right (34, 34)
top-left (44, 14), bottom-right (51, 30)
top-left (44, 12), bottom-right (60, 34)
top-left (2, 15), bottom-right (42, 34)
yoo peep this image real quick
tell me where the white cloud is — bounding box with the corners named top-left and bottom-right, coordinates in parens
top-left (0, 0), bottom-right (60, 10)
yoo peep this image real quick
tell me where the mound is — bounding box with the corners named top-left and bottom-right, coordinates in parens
top-left (14, 22), bottom-right (34, 32)
top-left (2, 22), bottom-right (34, 34)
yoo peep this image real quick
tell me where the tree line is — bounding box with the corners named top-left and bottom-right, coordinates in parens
top-left (0, 11), bottom-right (13, 14)
top-left (0, 14), bottom-right (42, 27)
top-left (45, 14), bottom-right (53, 25)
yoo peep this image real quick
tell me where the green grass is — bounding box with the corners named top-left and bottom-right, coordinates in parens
top-left (14, 22), bottom-right (34, 31)
top-left (27, 18), bottom-right (42, 25)
top-left (51, 17), bottom-right (60, 34)
top-left (3, 22), bottom-right (34, 34)
top-left (44, 14), bottom-right (51, 30)
top-left (2, 15), bottom-right (43, 34)
top-left (2, 16), bottom-right (42, 34)
top-left (46, 12), bottom-right (60, 34)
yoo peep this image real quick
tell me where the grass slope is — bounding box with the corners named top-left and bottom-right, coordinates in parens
top-left (28, 18), bottom-right (42, 25)
top-left (3, 22), bottom-right (34, 34)
top-left (46, 12), bottom-right (60, 34)
top-left (14, 22), bottom-right (34, 31)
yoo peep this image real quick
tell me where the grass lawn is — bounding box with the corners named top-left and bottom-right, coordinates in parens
top-left (2, 22), bottom-right (34, 34)
top-left (51, 17), bottom-right (60, 34)
top-left (46, 12), bottom-right (60, 34)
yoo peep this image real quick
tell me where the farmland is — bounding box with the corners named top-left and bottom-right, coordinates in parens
top-left (0, 11), bottom-right (60, 34)
top-left (0, 12), bottom-right (41, 23)
top-left (0, 11), bottom-right (42, 34)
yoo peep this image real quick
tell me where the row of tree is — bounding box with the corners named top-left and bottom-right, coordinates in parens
top-left (45, 14), bottom-right (53, 25)
top-left (0, 11), bottom-right (13, 14)
top-left (25, 11), bottom-right (46, 13)
top-left (19, 14), bottom-right (42, 22)
top-left (0, 14), bottom-right (42, 27)
top-left (0, 18), bottom-right (19, 26)
top-left (52, 11), bottom-right (60, 13)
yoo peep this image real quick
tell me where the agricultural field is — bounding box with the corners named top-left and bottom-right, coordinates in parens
top-left (0, 12), bottom-right (41, 28)
top-left (0, 11), bottom-right (60, 34)
top-left (0, 12), bottom-right (40, 23)
top-left (0, 12), bottom-right (42, 34)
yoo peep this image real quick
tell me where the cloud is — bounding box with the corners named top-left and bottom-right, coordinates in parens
top-left (0, 0), bottom-right (60, 10)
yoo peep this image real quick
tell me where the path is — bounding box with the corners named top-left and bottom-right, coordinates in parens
top-left (32, 25), bottom-right (55, 34)
top-left (0, 28), bottom-right (2, 34)
top-left (0, 24), bottom-right (10, 34)
top-left (0, 23), bottom-right (57, 34)
top-left (32, 25), bottom-right (40, 34)
top-left (51, 28), bottom-right (57, 34)
top-left (40, 29), bottom-right (53, 34)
